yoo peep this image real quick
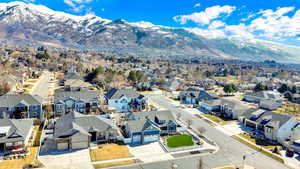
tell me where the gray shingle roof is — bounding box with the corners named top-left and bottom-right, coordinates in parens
top-left (0, 119), bottom-right (33, 143)
top-left (256, 111), bottom-right (291, 127)
top-left (126, 120), bottom-right (159, 133)
top-left (54, 112), bottom-right (117, 139)
top-left (54, 90), bottom-right (98, 102)
top-left (64, 79), bottom-right (93, 88)
top-left (0, 94), bottom-right (43, 107)
top-left (64, 72), bottom-right (82, 80)
top-left (105, 88), bottom-right (143, 100)
top-left (245, 91), bottom-right (282, 100)
top-left (127, 110), bottom-right (177, 124)
top-left (180, 89), bottom-right (218, 100)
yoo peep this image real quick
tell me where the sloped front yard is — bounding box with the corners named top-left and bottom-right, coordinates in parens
top-left (90, 144), bottom-right (133, 162)
top-left (166, 134), bottom-right (194, 148)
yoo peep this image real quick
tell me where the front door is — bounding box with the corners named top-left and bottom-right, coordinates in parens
top-left (0, 143), bottom-right (5, 151)
top-left (90, 132), bottom-right (97, 142)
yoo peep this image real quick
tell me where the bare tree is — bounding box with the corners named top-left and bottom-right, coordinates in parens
top-left (0, 81), bottom-right (11, 96)
top-left (186, 119), bottom-right (193, 129)
top-left (44, 104), bottom-right (53, 119)
top-left (176, 113), bottom-right (181, 120)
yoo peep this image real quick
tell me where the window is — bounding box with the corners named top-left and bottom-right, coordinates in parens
top-left (31, 112), bottom-right (37, 118)
top-left (6, 142), bottom-right (13, 146)
top-left (121, 99), bottom-right (127, 103)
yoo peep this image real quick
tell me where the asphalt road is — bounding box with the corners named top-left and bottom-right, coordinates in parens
top-left (114, 94), bottom-right (289, 169)
top-left (30, 71), bottom-right (54, 99)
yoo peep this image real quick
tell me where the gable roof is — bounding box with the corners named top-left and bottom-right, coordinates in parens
top-left (126, 120), bottom-right (160, 133)
top-left (0, 119), bottom-right (33, 143)
top-left (64, 72), bottom-right (82, 80)
top-left (245, 91), bottom-right (282, 100)
top-left (54, 90), bottom-right (98, 102)
top-left (105, 88), bottom-right (143, 100)
top-left (256, 111), bottom-right (291, 127)
top-left (54, 112), bottom-right (117, 139)
top-left (0, 94), bottom-right (43, 107)
top-left (180, 89), bottom-right (218, 101)
top-left (127, 110), bottom-right (177, 124)
top-left (64, 79), bottom-right (93, 88)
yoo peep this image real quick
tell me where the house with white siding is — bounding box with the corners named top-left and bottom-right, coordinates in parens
top-left (105, 88), bottom-right (147, 112)
top-left (276, 118), bottom-right (300, 153)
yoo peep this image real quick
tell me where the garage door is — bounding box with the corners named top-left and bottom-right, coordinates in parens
top-left (143, 134), bottom-right (159, 143)
top-left (72, 142), bottom-right (88, 150)
top-left (132, 135), bottom-right (141, 144)
top-left (57, 142), bottom-right (68, 150)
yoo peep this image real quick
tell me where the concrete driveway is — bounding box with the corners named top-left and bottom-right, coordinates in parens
top-left (215, 122), bottom-right (253, 136)
top-left (128, 142), bottom-right (173, 163)
top-left (39, 149), bottom-right (93, 169)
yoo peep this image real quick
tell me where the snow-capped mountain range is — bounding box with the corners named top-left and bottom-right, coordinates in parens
top-left (1, 1), bottom-right (300, 62)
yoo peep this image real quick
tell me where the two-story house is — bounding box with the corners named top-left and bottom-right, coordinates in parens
top-left (0, 94), bottom-right (43, 118)
top-left (276, 118), bottom-right (300, 153)
top-left (124, 110), bottom-right (178, 145)
top-left (105, 88), bottom-right (147, 113)
top-left (54, 89), bottom-right (99, 115)
top-left (241, 109), bottom-right (291, 142)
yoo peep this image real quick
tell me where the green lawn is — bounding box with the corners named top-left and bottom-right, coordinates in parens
top-left (166, 134), bottom-right (194, 148)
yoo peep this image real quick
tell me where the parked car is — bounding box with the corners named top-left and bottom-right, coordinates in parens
top-left (286, 147), bottom-right (295, 157)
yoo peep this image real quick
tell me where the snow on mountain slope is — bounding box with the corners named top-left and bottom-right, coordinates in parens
top-left (0, 1), bottom-right (300, 62)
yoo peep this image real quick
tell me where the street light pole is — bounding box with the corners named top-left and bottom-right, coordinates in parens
top-left (242, 154), bottom-right (246, 169)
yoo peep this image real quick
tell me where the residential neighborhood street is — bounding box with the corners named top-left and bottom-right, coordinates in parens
top-left (113, 95), bottom-right (289, 169)
top-left (30, 71), bottom-right (54, 99)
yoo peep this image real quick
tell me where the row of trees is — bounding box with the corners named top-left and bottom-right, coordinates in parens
top-left (223, 83), bottom-right (238, 95)
top-left (127, 70), bottom-right (144, 83)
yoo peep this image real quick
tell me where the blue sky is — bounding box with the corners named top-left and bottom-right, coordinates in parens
top-left (2, 0), bottom-right (300, 45)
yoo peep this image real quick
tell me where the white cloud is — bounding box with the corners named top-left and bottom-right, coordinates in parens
top-left (194, 3), bottom-right (201, 8)
top-left (249, 7), bottom-right (299, 39)
top-left (173, 5), bottom-right (236, 25)
top-left (23, 0), bottom-right (36, 2)
top-left (64, 0), bottom-right (94, 12)
top-left (209, 20), bottom-right (225, 29)
top-left (177, 6), bottom-right (300, 43)
top-left (224, 24), bottom-right (254, 39)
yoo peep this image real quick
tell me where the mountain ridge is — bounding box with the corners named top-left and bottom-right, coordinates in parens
top-left (0, 1), bottom-right (300, 62)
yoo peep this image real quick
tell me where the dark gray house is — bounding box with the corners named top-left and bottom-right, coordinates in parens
top-left (0, 118), bottom-right (33, 152)
top-left (53, 112), bottom-right (118, 150)
top-left (54, 89), bottom-right (99, 115)
top-left (0, 94), bottom-right (43, 118)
